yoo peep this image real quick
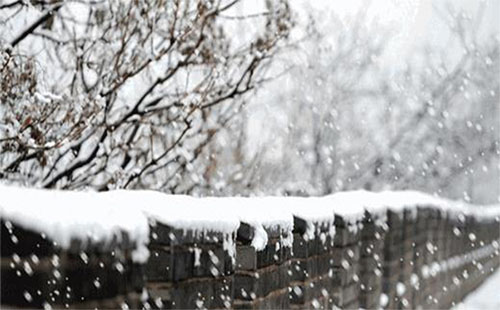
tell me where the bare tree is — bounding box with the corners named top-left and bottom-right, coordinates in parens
top-left (249, 4), bottom-right (499, 201)
top-left (0, 0), bottom-right (292, 193)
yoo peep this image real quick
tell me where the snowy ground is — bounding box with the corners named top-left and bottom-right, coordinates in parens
top-left (453, 267), bottom-right (500, 310)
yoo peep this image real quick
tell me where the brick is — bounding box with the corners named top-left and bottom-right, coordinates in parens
top-left (237, 222), bottom-right (255, 244)
top-left (334, 226), bottom-right (361, 247)
top-left (0, 266), bottom-right (63, 308)
top-left (1, 220), bottom-right (58, 257)
top-left (147, 276), bottom-right (233, 309)
top-left (331, 244), bottom-right (360, 267)
top-left (149, 221), bottom-right (226, 246)
top-left (292, 234), bottom-right (309, 258)
top-left (236, 245), bottom-right (257, 271)
top-left (234, 262), bottom-right (289, 300)
top-left (146, 248), bottom-right (174, 281)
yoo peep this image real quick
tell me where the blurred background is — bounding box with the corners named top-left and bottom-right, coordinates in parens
top-left (239, 0), bottom-right (500, 203)
top-left (0, 0), bottom-right (498, 204)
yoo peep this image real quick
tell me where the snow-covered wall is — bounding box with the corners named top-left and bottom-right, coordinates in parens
top-left (1, 185), bottom-right (499, 309)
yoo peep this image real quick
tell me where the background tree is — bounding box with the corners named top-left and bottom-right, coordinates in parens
top-left (242, 3), bottom-right (499, 203)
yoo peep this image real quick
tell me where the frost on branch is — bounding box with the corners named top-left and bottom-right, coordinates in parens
top-left (0, 0), bottom-right (292, 192)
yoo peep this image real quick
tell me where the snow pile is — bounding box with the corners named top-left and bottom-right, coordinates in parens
top-left (0, 185), bottom-right (150, 262)
top-left (218, 196), bottom-right (295, 250)
top-left (100, 191), bottom-right (241, 259)
top-left (453, 268), bottom-right (500, 310)
top-left (1, 184), bottom-right (499, 263)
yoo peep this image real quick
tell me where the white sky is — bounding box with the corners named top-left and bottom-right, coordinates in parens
top-left (301, 0), bottom-right (500, 57)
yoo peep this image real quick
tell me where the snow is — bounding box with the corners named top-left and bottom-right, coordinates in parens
top-left (1, 184), bottom-right (499, 263)
top-left (193, 248), bottom-right (202, 267)
top-left (380, 293), bottom-right (389, 307)
top-left (205, 196), bottom-right (294, 250)
top-left (0, 185), bottom-right (151, 263)
top-left (396, 282), bottom-right (406, 296)
top-left (453, 268), bottom-right (500, 310)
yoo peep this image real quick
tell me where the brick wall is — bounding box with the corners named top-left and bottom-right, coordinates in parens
top-left (2, 204), bottom-right (499, 309)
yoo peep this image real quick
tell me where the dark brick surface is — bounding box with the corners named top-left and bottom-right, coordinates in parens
top-left (1, 220), bottom-right (58, 257)
top-left (2, 206), bottom-right (500, 310)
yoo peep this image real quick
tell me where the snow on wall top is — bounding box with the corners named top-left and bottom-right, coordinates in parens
top-left (1, 184), bottom-right (499, 262)
top-left (0, 185), bottom-right (151, 262)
